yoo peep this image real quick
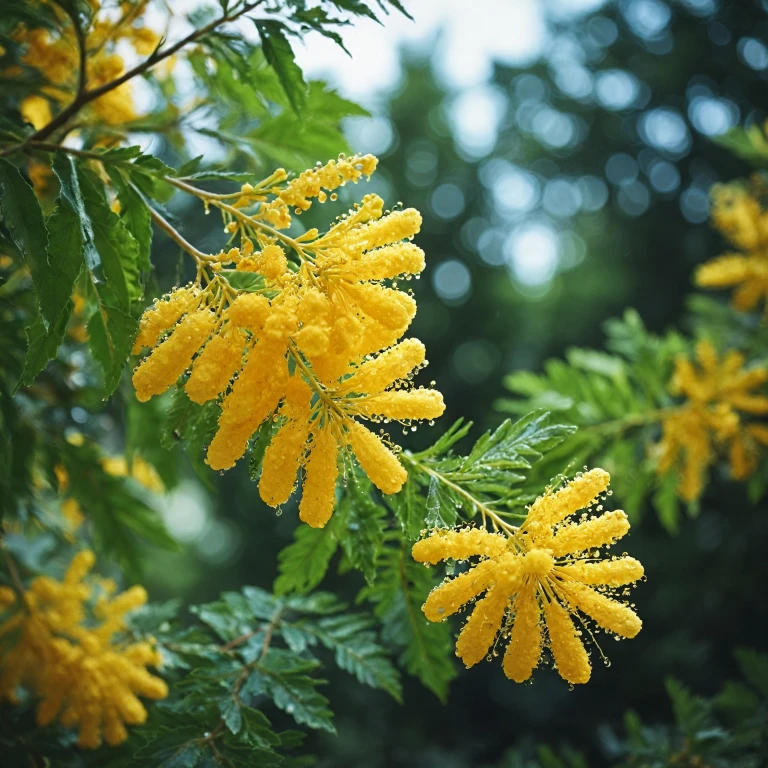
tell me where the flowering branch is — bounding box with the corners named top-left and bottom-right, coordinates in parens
top-left (0, 0), bottom-right (265, 157)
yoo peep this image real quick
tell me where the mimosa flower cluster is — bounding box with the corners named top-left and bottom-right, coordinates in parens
top-left (14, 0), bottom-right (160, 131)
top-left (132, 155), bottom-right (444, 526)
top-left (412, 469), bottom-right (643, 685)
top-left (0, 550), bottom-right (167, 749)
top-left (695, 179), bottom-right (768, 316)
top-left (657, 340), bottom-right (768, 501)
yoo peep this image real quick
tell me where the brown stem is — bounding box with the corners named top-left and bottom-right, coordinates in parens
top-left (0, 1), bottom-right (265, 157)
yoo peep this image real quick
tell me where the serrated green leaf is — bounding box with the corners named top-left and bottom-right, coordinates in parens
top-left (257, 648), bottom-right (335, 733)
top-left (256, 21), bottom-right (307, 116)
top-left (218, 696), bottom-right (243, 735)
top-left (360, 540), bottom-right (456, 701)
top-left (17, 300), bottom-right (72, 388)
top-left (112, 170), bottom-right (153, 271)
top-left (0, 159), bottom-right (52, 322)
top-left (299, 612), bottom-right (402, 702)
top-left (78, 166), bottom-right (141, 309)
top-left (274, 525), bottom-right (338, 595)
top-left (336, 474), bottom-right (386, 584)
top-left (86, 299), bottom-right (138, 396)
top-left (424, 474), bottom-right (458, 529)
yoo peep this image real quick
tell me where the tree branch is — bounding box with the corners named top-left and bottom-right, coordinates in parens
top-left (0, 0), bottom-right (265, 157)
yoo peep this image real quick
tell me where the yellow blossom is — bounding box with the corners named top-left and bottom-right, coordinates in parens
top-left (0, 551), bottom-right (167, 749)
top-left (695, 180), bottom-right (768, 315)
top-left (657, 340), bottom-right (768, 501)
top-left (412, 469), bottom-right (643, 685)
top-left (130, 156), bottom-right (444, 525)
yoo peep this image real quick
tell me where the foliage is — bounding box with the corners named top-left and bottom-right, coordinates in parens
top-left (1, 0), bottom-right (768, 765)
top-left (488, 649), bottom-right (768, 768)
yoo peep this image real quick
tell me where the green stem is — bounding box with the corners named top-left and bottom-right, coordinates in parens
top-left (400, 454), bottom-right (520, 537)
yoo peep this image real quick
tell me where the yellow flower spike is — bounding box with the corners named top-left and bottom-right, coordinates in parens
top-left (338, 338), bottom-right (426, 396)
top-left (337, 243), bottom-right (426, 281)
top-left (415, 468), bottom-right (643, 684)
top-left (658, 341), bottom-right (768, 498)
top-left (695, 180), bottom-right (768, 314)
top-left (206, 338), bottom-right (289, 470)
top-left (422, 558), bottom-right (509, 622)
top-left (0, 551), bottom-right (166, 748)
top-left (357, 389), bottom-right (445, 421)
top-left (0, 586), bottom-right (16, 610)
top-left (299, 427), bottom-right (339, 528)
top-left (132, 286), bottom-right (198, 354)
top-left (295, 288), bottom-right (332, 357)
top-left (185, 329), bottom-right (245, 404)
top-left (560, 581), bottom-right (642, 639)
top-left (344, 420), bottom-right (407, 495)
top-left (228, 293), bottom-right (271, 330)
top-left (345, 208), bottom-right (423, 251)
top-left (411, 527), bottom-right (507, 565)
top-left (456, 582), bottom-right (515, 668)
top-left (261, 154), bottom-right (378, 229)
top-left (20, 94), bottom-right (52, 130)
top-left (542, 598), bottom-right (592, 685)
top-left (259, 375), bottom-right (313, 507)
top-left (556, 557), bottom-right (644, 586)
top-left (132, 310), bottom-right (215, 402)
top-left (259, 244), bottom-right (289, 280)
top-left (342, 282), bottom-right (417, 332)
top-left (549, 510), bottom-right (630, 558)
top-left (502, 584), bottom-right (542, 683)
top-left (526, 468), bottom-right (610, 530)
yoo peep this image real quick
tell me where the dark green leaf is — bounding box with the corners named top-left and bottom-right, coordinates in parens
top-left (256, 21), bottom-right (307, 116)
top-left (0, 159), bottom-right (52, 323)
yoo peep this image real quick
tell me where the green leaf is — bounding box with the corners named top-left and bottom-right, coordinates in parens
top-left (391, 474), bottom-right (427, 540)
top-left (735, 648), bottom-right (768, 697)
top-left (274, 524), bottom-right (338, 595)
top-left (86, 298), bottom-right (138, 396)
top-left (62, 443), bottom-right (177, 573)
top-left (336, 474), bottom-right (386, 585)
top-left (158, 743), bottom-right (204, 768)
top-left (0, 159), bottom-right (52, 323)
top-left (653, 469), bottom-right (681, 535)
top-left (78, 166), bottom-right (141, 309)
top-left (51, 152), bottom-right (97, 273)
top-left (666, 677), bottom-right (713, 738)
top-left (218, 696), bottom-right (243, 735)
top-left (300, 613), bottom-right (402, 702)
top-left (17, 301), bottom-right (72, 388)
top-left (424, 474), bottom-right (458, 529)
top-left (112, 171), bottom-right (153, 271)
top-left (256, 21), bottom-right (308, 116)
top-left (257, 648), bottom-right (335, 733)
top-left (360, 539), bottom-right (456, 701)
top-left (713, 125), bottom-right (768, 167)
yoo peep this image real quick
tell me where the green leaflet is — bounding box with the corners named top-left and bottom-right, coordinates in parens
top-left (111, 170), bottom-right (153, 271)
top-left (274, 525), bottom-right (339, 596)
top-left (77, 166), bottom-right (142, 309)
top-left (17, 300), bottom-right (72, 388)
top-left (360, 538), bottom-right (456, 702)
top-left (86, 299), bottom-right (138, 396)
top-left (256, 21), bottom-right (308, 116)
top-left (0, 160), bottom-right (52, 323)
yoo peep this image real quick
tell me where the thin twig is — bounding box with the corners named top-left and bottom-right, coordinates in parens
top-left (145, 202), bottom-right (214, 265)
